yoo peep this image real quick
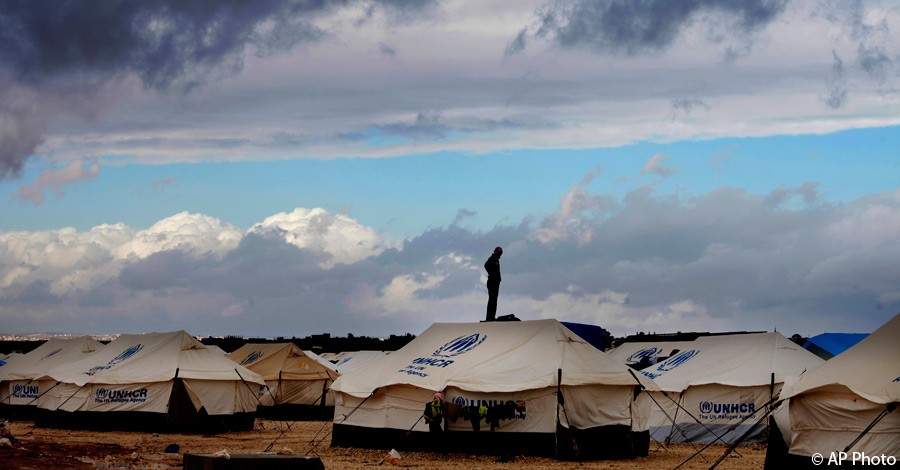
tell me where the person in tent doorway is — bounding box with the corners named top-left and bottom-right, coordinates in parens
top-left (424, 392), bottom-right (445, 432)
top-left (484, 246), bottom-right (502, 321)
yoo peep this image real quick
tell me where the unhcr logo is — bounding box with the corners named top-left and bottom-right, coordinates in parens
top-left (626, 347), bottom-right (661, 364)
top-left (84, 344), bottom-right (144, 376)
top-left (42, 348), bottom-right (63, 360)
top-left (433, 334), bottom-right (487, 358)
top-left (240, 351), bottom-right (265, 365)
top-left (95, 387), bottom-right (149, 404)
top-left (335, 356), bottom-right (351, 366)
top-left (656, 349), bottom-right (698, 372)
top-left (12, 384), bottom-right (38, 399)
top-left (399, 333), bottom-right (487, 378)
top-left (699, 400), bottom-right (755, 417)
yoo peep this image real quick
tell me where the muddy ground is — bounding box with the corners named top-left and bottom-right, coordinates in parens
top-left (1, 419), bottom-right (766, 469)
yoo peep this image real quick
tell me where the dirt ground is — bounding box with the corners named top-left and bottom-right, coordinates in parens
top-left (1, 419), bottom-right (766, 469)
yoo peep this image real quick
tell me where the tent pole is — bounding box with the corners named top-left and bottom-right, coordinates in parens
top-left (555, 368), bottom-right (561, 458)
top-left (708, 398), bottom-right (784, 469)
top-left (657, 388), bottom-right (734, 449)
top-left (556, 369), bottom-right (580, 461)
top-left (23, 381), bottom-right (61, 407)
top-left (53, 382), bottom-right (87, 412)
top-left (627, 369), bottom-right (704, 455)
top-left (768, 372), bottom-right (775, 436)
top-left (305, 388), bottom-right (379, 456)
top-left (842, 403), bottom-right (896, 453)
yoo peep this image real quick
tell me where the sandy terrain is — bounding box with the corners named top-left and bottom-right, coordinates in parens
top-left (1, 419), bottom-right (766, 469)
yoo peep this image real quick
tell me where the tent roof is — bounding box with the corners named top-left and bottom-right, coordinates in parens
top-left (226, 343), bottom-right (338, 381)
top-left (607, 341), bottom-right (696, 365)
top-left (781, 314), bottom-right (899, 404)
top-left (802, 333), bottom-right (868, 360)
top-left (332, 319), bottom-right (656, 398)
top-left (641, 332), bottom-right (823, 392)
top-left (0, 337), bottom-right (104, 381)
top-left (39, 331), bottom-right (264, 386)
top-left (330, 350), bottom-right (391, 375)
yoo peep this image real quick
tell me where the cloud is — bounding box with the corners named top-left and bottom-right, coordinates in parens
top-left (822, 50), bottom-right (849, 109)
top-left (116, 211), bottom-right (242, 260)
top-left (709, 146), bottom-right (736, 172)
top-left (856, 43), bottom-right (893, 82)
top-left (0, 0), bottom-right (438, 179)
top-left (379, 42), bottom-right (398, 58)
top-left (530, 166), bottom-right (613, 245)
top-left (641, 154), bottom-right (677, 178)
top-left (2, 185), bottom-right (900, 336)
top-left (504, 27), bottom-right (529, 57)
top-left (373, 111), bottom-right (450, 141)
top-left (671, 97), bottom-right (711, 115)
top-left (16, 160), bottom-right (100, 205)
top-left (518, 0), bottom-right (787, 56)
top-left (248, 207), bottom-right (399, 267)
top-left (763, 182), bottom-right (819, 209)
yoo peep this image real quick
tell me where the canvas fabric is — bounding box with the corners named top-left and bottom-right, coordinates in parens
top-left (34, 331), bottom-right (263, 415)
top-left (227, 343), bottom-right (337, 406)
top-left (638, 332), bottom-right (820, 444)
top-left (331, 351), bottom-right (391, 375)
top-left (781, 314), bottom-right (899, 458)
top-left (788, 390), bottom-right (899, 458)
top-left (1, 337), bottom-right (105, 406)
top-left (38, 380), bottom-right (174, 413)
top-left (607, 341), bottom-right (695, 365)
top-left (332, 320), bottom-right (655, 433)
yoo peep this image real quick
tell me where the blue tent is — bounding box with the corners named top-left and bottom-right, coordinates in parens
top-left (560, 321), bottom-right (612, 351)
top-left (802, 333), bottom-right (868, 360)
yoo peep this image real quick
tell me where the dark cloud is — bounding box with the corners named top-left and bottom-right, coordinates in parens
top-left (824, 50), bottom-right (848, 109)
top-left (0, 0), bottom-right (437, 179)
top-left (374, 111), bottom-right (450, 141)
top-left (671, 98), bottom-right (711, 114)
top-left (504, 28), bottom-right (529, 57)
top-left (763, 182), bottom-right (819, 209)
top-left (518, 0), bottom-right (787, 55)
top-left (0, 88), bottom-right (47, 179)
top-left (450, 208), bottom-right (477, 227)
top-left (379, 42), bottom-right (398, 58)
top-left (857, 43), bottom-right (893, 82)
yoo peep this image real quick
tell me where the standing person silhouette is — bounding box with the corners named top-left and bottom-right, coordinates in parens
top-left (484, 246), bottom-right (502, 321)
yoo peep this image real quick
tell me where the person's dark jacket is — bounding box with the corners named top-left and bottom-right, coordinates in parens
top-left (484, 254), bottom-right (501, 283)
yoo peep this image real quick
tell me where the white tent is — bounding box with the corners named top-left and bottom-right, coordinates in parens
top-left (329, 350), bottom-right (391, 375)
top-left (226, 343), bottom-right (338, 414)
top-left (640, 332), bottom-right (823, 444)
top-left (331, 319), bottom-right (657, 459)
top-left (780, 314), bottom-right (899, 459)
top-left (35, 331), bottom-right (265, 431)
top-left (1, 352), bottom-right (25, 366)
top-left (607, 341), bottom-right (696, 368)
top-left (1, 337), bottom-right (104, 411)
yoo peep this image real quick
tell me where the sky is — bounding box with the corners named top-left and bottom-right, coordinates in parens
top-left (1, 0), bottom-right (899, 339)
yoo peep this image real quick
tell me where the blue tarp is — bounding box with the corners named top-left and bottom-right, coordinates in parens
top-left (561, 321), bottom-right (612, 351)
top-left (803, 333), bottom-right (868, 360)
